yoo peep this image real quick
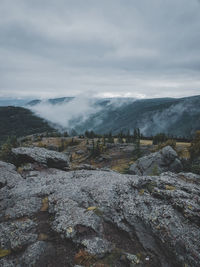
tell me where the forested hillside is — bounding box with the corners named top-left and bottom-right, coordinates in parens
top-left (0, 106), bottom-right (54, 145)
top-left (74, 95), bottom-right (200, 138)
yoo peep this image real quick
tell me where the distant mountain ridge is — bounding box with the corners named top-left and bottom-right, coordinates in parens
top-left (1, 95), bottom-right (200, 139)
top-left (27, 97), bottom-right (74, 106)
top-left (0, 98), bottom-right (31, 107)
top-left (27, 95), bottom-right (200, 138)
top-left (75, 95), bottom-right (200, 138)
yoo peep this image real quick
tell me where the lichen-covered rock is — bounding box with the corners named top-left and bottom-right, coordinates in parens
top-left (129, 146), bottom-right (183, 175)
top-left (0, 157), bottom-right (200, 266)
top-left (0, 219), bottom-right (37, 250)
top-left (11, 147), bottom-right (70, 170)
top-left (20, 241), bottom-right (54, 266)
top-left (4, 196), bottom-right (42, 219)
top-left (0, 161), bottom-right (22, 189)
top-left (81, 237), bottom-right (112, 258)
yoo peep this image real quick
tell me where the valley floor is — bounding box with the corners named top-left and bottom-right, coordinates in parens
top-left (28, 136), bottom-right (191, 174)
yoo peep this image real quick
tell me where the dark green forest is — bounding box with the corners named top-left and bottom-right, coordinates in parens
top-left (0, 106), bottom-right (54, 146)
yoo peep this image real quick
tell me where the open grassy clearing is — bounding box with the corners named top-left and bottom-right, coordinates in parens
top-left (21, 136), bottom-right (192, 172)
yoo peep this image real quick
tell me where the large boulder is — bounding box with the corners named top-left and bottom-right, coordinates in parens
top-left (0, 161), bottom-right (23, 190)
top-left (129, 146), bottom-right (183, 175)
top-left (0, 158), bottom-right (200, 266)
top-left (11, 147), bottom-right (70, 170)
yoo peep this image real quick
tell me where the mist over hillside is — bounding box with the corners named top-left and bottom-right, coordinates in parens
top-left (27, 95), bottom-right (200, 138)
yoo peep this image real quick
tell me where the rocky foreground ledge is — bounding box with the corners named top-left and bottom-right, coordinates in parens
top-left (0, 148), bottom-right (200, 267)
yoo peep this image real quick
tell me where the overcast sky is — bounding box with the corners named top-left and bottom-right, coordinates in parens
top-left (0, 0), bottom-right (200, 99)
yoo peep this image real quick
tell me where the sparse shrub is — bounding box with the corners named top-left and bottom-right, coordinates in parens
top-left (133, 128), bottom-right (141, 141)
top-left (36, 136), bottom-right (42, 142)
top-left (17, 167), bottom-right (23, 174)
top-left (63, 131), bottom-right (69, 137)
top-left (118, 131), bottom-right (124, 144)
top-left (188, 131), bottom-right (200, 175)
top-left (74, 249), bottom-right (96, 266)
top-left (90, 140), bottom-right (101, 158)
top-left (70, 129), bottom-right (78, 136)
top-left (51, 131), bottom-right (62, 137)
top-left (9, 136), bottom-right (19, 147)
top-left (58, 138), bottom-right (65, 152)
top-left (132, 140), bottom-right (141, 160)
top-left (102, 136), bottom-right (108, 147)
top-left (67, 138), bottom-right (79, 146)
top-left (37, 141), bottom-right (46, 148)
top-left (145, 181), bottom-right (157, 193)
top-left (181, 158), bottom-right (191, 172)
top-left (157, 139), bottom-right (176, 150)
top-left (107, 132), bottom-right (114, 143)
top-left (0, 141), bottom-right (12, 162)
top-left (150, 165), bottom-right (160, 176)
top-left (191, 162), bottom-right (200, 175)
top-left (0, 248), bottom-right (11, 257)
top-left (190, 130), bottom-right (200, 161)
top-left (165, 185), bottom-right (176, 190)
top-left (126, 129), bottom-right (131, 143)
top-left (0, 136), bottom-right (19, 162)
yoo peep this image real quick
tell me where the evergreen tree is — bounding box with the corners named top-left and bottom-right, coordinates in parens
top-left (91, 139), bottom-right (101, 158)
top-left (118, 131), bottom-right (124, 143)
top-left (133, 138), bottom-right (141, 160)
top-left (133, 128), bottom-right (137, 141)
top-left (153, 133), bottom-right (167, 145)
top-left (59, 138), bottom-right (65, 152)
top-left (108, 131), bottom-right (114, 143)
top-left (103, 135), bottom-right (106, 146)
top-left (126, 129), bottom-right (131, 143)
top-left (190, 131), bottom-right (200, 161)
top-left (85, 130), bottom-right (89, 138)
top-left (63, 131), bottom-right (69, 137)
top-left (90, 131), bottom-right (95, 139)
top-left (70, 129), bottom-right (77, 136)
top-left (132, 128), bottom-right (141, 160)
top-left (0, 136), bottom-right (17, 162)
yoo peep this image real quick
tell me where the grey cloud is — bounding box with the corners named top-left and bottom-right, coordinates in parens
top-left (0, 0), bottom-right (200, 98)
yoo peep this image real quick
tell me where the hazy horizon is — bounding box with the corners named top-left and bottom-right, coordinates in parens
top-left (0, 93), bottom-right (200, 102)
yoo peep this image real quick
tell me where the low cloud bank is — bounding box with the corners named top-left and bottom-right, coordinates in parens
top-left (28, 95), bottom-right (136, 132)
top-left (29, 96), bottom-right (101, 131)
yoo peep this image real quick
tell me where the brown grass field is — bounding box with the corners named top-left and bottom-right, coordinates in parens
top-left (28, 137), bottom-right (191, 170)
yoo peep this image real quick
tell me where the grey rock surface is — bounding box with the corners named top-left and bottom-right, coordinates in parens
top-left (81, 237), bottom-right (112, 258)
top-left (76, 150), bottom-right (85, 155)
top-left (0, 156), bottom-right (200, 266)
top-left (11, 147), bottom-right (70, 170)
top-left (20, 241), bottom-right (54, 266)
top-left (129, 146), bottom-right (183, 175)
top-left (0, 161), bottom-right (22, 189)
top-left (0, 219), bottom-right (37, 250)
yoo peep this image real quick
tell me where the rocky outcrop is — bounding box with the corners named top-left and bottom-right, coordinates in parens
top-left (11, 147), bottom-right (70, 170)
top-left (0, 160), bottom-right (22, 189)
top-left (0, 159), bottom-right (200, 266)
top-left (129, 146), bottom-right (183, 175)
